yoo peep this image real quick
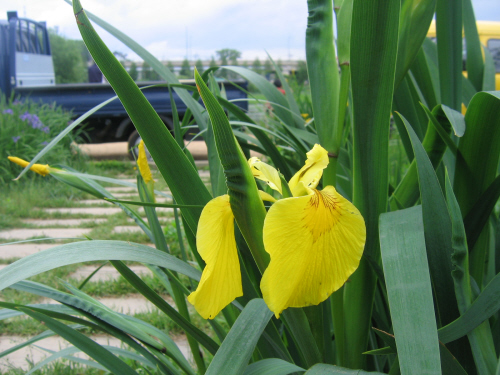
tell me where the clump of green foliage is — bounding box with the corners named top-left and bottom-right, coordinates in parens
top-left (0, 96), bottom-right (84, 183)
top-left (48, 29), bottom-right (90, 84)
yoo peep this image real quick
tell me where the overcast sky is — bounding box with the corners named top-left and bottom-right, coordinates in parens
top-left (1, 0), bottom-right (498, 62)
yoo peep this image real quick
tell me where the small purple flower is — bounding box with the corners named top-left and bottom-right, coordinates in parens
top-left (19, 111), bottom-right (31, 121)
top-left (40, 141), bottom-right (48, 146)
top-left (12, 136), bottom-right (21, 143)
top-left (42, 126), bottom-right (50, 133)
top-left (12, 100), bottom-right (23, 105)
top-left (2, 109), bottom-right (13, 115)
top-left (19, 112), bottom-right (45, 130)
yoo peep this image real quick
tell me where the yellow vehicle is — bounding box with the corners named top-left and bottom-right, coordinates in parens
top-left (428, 20), bottom-right (500, 90)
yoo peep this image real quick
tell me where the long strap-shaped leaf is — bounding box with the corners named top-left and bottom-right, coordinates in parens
top-left (305, 0), bottom-right (340, 186)
top-left (379, 206), bottom-right (441, 375)
top-left (435, 0), bottom-right (462, 110)
top-left (454, 92), bottom-right (500, 286)
top-left (444, 172), bottom-right (496, 374)
top-left (71, 0), bottom-right (212, 235)
top-left (194, 68), bottom-right (269, 271)
top-left (343, 0), bottom-right (400, 367)
top-left (205, 299), bottom-right (273, 375)
top-left (397, 113), bottom-right (458, 327)
top-left (19, 308), bottom-right (139, 375)
top-left (0, 240), bottom-right (201, 293)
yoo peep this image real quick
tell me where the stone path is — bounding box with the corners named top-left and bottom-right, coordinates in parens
top-left (0, 169), bottom-right (211, 371)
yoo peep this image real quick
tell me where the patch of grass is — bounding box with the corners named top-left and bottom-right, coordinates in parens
top-left (86, 160), bottom-right (136, 177)
top-left (1, 358), bottom-right (106, 375)
top-left (0, 264), bottom-right (80, 305)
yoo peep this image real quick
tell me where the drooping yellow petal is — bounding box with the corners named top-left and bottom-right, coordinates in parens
top-left (137, 140), bottom-right (153, 184)
top-left (188, 194), bottom-right (242, 319)
top-left (248, 157), bottom-right (282, 194)
top-left (258, 190), bottom-right (277, 203)
top-left (8, 156), bottom-right (50, 176)
top-left (261, 186), bottom-right (366, 318)
top-left (288, 144), bottom-right (329, 197)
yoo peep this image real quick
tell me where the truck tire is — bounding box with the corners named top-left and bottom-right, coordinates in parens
top-left (127, 116), bottom-right (174, 160)
top-left (127, 130), bottom-right (152, 161)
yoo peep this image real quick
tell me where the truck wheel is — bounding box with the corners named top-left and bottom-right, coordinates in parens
top-left (127, 130), bottom-right (152, 161)
top-left (126, 116), bottom-right (174, 160)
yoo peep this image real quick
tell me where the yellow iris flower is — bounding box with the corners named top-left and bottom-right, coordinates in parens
top-left (8, 156), bottom-right (50, 176)
top-left (137, 140), bottom-right (155, 200)
top-left (188, 144), bottom-right (366, 319)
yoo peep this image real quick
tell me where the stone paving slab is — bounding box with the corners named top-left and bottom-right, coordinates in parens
top-left (106, 186), bottom-right (137, 193)
top-left (22, 218), bottom-right (107, 227)
top-left (0, 228), bottom-right (91, 241)
top-left (0, 244), bottom-right (57, 258)
top-left (113, 226), bottom-right (143, 234)
top-left (78, 199), bottom-right (114, 205)
top-left (69, 265), bottom-right (152, 281)
top-left (109, 195), bottom-right (172, 204)
top-left (38, 295), bottom-right (174, 315)
top-left (138, 207), bottom-right (173, 214)
top-left (43, 207), bottom-right (122, 215)
top-left (0, 334), bottom-right (189, 371)
top-left (112, 192), bottom-right (139, 198)
top-left (125, 217), bottom-right (173, 224)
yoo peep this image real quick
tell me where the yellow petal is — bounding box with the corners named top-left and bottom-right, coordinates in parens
top-left (261, 186), bottom-right (366, 317)
top-left (8, 156), bottom-right (49, 176)
top-left (288, 144), bottom-right (328, 196)
top-left (188, 195), bottom-right (243, 319)
top-left (258, 190), bottom-right (277, 203)
top-left (248, 157), bottom-right (282, 194)
top-left (137, 140), bottom-right (153, 184)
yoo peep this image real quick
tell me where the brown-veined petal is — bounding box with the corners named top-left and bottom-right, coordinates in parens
top-left (260, 186), bottom-right (366, 318)
top-left (187, 194), bottom-right (242, 319)
top-left (248, 157), bottom-right (282, 194)
top-left (288, 144), bottom-right (328, 196)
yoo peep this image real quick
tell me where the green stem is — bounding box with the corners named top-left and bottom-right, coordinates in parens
top-left (330, 286), bottom-right (345, 366)
top-left (343, 258), bottom-right (377, 368)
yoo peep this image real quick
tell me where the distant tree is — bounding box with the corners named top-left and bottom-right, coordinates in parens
top-left (129, 62), bottom-right (138, 81)
top-left (252, 57), bottom-right (262, 75)
top-left (264, 59), bottom-right (273, 75)
top-left (166, 61), bottom-right (175, 74)
top-left (241, 61), bottom-right (248, 68)
top-left (195, 59), bottom-right (204, 74)
top-left (141, 61), bottom-right (150, 80)
top-left (209, 56), bottom-right (217, 68)
top-left (179, 59), bottom-right (192, 78)
top-left (48, 29), bottom-right (87, 83)
top-left (216, 49), bottom-right (241, 65)
top-left (277, 59), bottom-right (283, 73)
top-left (295, 60), bottom-right (308, 84)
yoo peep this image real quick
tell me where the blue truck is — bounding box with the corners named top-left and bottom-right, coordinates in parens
top-left (0, 11), bottom-right (248, 153)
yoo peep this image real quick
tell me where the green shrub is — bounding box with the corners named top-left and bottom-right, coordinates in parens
top-left (0, 96), bottom-right (84, 183)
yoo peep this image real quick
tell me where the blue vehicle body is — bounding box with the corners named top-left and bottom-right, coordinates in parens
top-left (0, 11), bottom-right (248, 144)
